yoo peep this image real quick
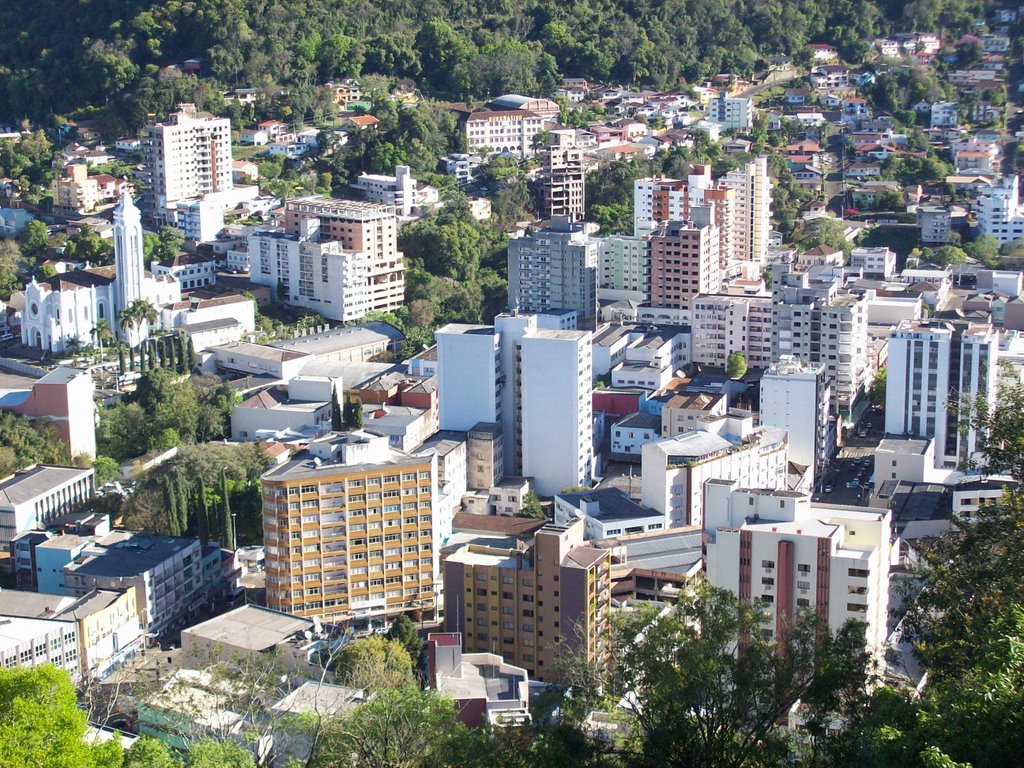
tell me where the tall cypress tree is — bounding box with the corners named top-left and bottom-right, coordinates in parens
top-left (185, 338), bottom-right (196, 372)
top-left (175, 471), bottom-right (190, 536)
top-left (331, 388), bottom-right (342, 431)
top-left (128, 346), bottom-right (135, 371)
top-left (196, 481), bottom-right (210, 545)
top-left (157, 338), bottom-right (167, 369)
top-left (160, 476), bottom-right (176, 535)
top-left (117, 346), bottom-right (126, 375)
top-left (221, 468), bottom-right (234, 549)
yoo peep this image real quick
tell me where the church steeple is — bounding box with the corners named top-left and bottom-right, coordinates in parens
top-left (113, 191), bottom-right (144, 316)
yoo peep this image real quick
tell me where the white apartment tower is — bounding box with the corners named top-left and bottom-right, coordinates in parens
top-left (285, 197), bottom-right (405, 313)
top-left (773, 275), bottom-right (870, 417)
top-left (760, 356), bottom-right (833, 486)
top-left (435, 315), bottom-right (593, 496)
top-left (720, 157), bottom-right (772, 268)
top-left (144, 104), bottom-right (233, 217)
top-left (690, 293), bottom-right (774, 369)
top-left (248, 219), bottom-right (371, 322)
top-left (975, 175), bottom-right (1024, 243)
top-left (886, 320), bottom-right (1001, 467)
top-left (950, 324), bottom-right (1000, 464)
top-left (508, 217), bottom-right (599, 329)
top-left (704, 482), bottom-right (892, 655)
top-left (708, 92), bottom-right (754, 131)
top-left (885, 320), bottom-right (953, 453)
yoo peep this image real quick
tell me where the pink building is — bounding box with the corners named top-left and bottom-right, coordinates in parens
top-left (1, 367), bottom-right (96, 459)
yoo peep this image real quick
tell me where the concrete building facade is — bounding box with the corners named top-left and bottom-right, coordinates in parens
top-left (285, 197), bottom-right (404, 313)
top-left (442, 520), bottom-right (610, 682)
top-left (508, 218), bottom-right (599, 329)
top-left (261, 432), bottom-right (439, 628)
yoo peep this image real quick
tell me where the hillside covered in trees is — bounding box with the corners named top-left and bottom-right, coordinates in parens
top-left (0, 0), bottom-right (991, 124)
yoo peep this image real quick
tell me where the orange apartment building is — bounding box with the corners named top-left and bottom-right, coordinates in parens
top-left (443, 519), bottom-right (611, 682)
top-left (285, 197), bottom-right (405, 313)
top-left (262, 431), bottom-right (438, 629)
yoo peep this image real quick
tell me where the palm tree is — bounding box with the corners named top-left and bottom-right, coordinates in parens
top-left (118, 299), bottom-right (158, 348)
top-left (61, 335), bottom-right (82, 358)
top-left (91, 319), bottom-right (113, 362)
top-left (118, 304), bottom-right (137, 343)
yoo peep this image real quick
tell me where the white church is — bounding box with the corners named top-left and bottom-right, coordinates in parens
top-left (21, 194), bottom-right (181, 353)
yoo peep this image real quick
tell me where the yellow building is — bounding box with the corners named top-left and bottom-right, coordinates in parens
top-left (262, 431), bottom-right (438, 629)
top-left (52, 162), bottom-right (100, 213)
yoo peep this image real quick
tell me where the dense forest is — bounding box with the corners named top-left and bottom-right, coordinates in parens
top-left (0, 0), bottom-right (991, 124)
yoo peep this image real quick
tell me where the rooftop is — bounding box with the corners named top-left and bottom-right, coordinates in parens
top-left (452, 512), bottom-right (546, 539)
top-left (64, 532), bottom-right (198, 578)
top-left (213, 341), bottom-right (311, 363)
top-left (183, 605), bottom-right (313, 653)
top-left (0, 466), bottom-right (93, 509)
top-left (270, 322), bottom-right (404, 356)
top-left (558, 487), bottom-right (661, 523)
top-left (599, 527), bottom-right (704, 575)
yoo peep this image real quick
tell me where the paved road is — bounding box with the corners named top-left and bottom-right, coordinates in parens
top-left (816, 410), bottom-right (884, 507)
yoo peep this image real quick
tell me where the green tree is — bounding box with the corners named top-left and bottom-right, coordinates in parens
top-left (333, 636), bottom-right (416, 692)
top-left (343, 395), bottom-right (364, 430)
top-left (189, 739), bottom-right (256, 768)
top-left (0, 664), bottom-right (123, 768)
top-left (330, 387), bottom-right (342, 431)
top-left (18, 218), bottom-right (49, 258)
top-left (0, 238), bottom-right (26, 296)
top-left (608, 582), bottom-right (872, 768)
top-left (313, 689), bottom-right (457, 768)
top-left (221, 468), bottom-right (235, 549)
top-left (726, 350), bottom-right (748, 379)
top-left (964, 235), bottom-right (1000, 266)
top-left (869, 367), bottom-right (886, 408)
top-left (196, 480), bottom-right (210, 545)
top-left (92, 456), bottom-right (120, 487)
top-left (385, 615), bottom-right (423, 669)
top-left (521, 490), bottom-right (545, 519)
top-left (123, 736), bottom-right (180, 768)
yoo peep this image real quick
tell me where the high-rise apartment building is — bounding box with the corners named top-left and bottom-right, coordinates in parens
top-left (690, 293), bottom-right (774, 369)
top-left (262, 432), bottom-right (439, 627)
top-left (443, 519), bottom-right (610, 682)
top-left (541, 130), bottom-right (585, 220)
top-left (720, 157), bottom-right (772, 268)
top-left (597, 234), bottom-right (649, 297)
top-left (435, 314), bottom-right (593, 496)
top-left (759, 356), bottom-right (834, 486)
top-left (633, 168), bottom-right (739, 269)
top-left (950, 323), bottom-right (999, 463)
top-left (144, 104), bottom-right (233, 217)
top-left (885, 320), bottom-right (953, 453)
top-left (647, 215), bottom-right (720, 310)
top-left (886, 320), bottom-right (1001, 467)
top-left (508, 217), bottom-right (599, 329)
top-left (772, 273), bottom-right (870, 417)
top-left (704, 482), bottom-right (892, 655)
top-left (285, 197), bottom-right (404, 313)
top-left (249, 218), bottom-right (371, 322)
